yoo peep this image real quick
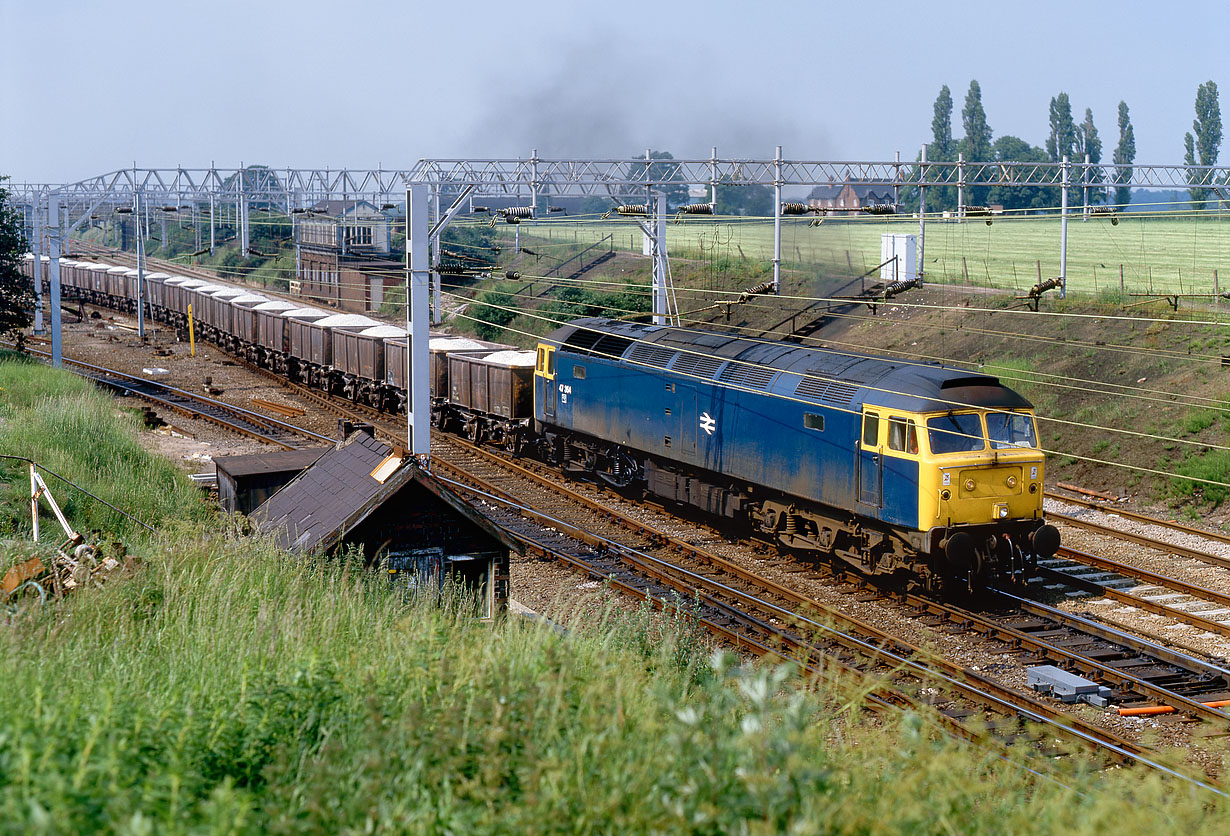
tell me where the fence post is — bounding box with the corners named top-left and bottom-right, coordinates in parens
top-left (1120, 264), bottom-right (1125, 296)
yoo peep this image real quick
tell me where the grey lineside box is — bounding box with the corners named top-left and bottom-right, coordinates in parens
top-left (1027, 665), bottom-right (1111, 708)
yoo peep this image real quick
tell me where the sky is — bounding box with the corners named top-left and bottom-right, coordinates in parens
top-left (3, 0), bottom-right (1229, 185)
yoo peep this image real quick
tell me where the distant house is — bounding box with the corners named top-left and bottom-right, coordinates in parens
top-left (295, 200), bottom-right (396, 313)
top-left (807, 181), bottom-right (896, 213)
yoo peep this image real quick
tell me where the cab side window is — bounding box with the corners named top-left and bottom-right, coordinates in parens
top-left (862, 412), bottom-right (879, 446)
top-left (888, 416), bottom-right (919, 454)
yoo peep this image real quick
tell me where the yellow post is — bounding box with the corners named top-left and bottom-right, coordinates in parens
top-left (187, 303), bottom-right (196, 357)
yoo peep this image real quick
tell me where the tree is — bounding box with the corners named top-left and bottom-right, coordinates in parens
top-left (624, 150), bottom-right (687, 210)
top-left (0, 177), bottom-right (32, 340)
top-left (987, 136), bottom-right (1054, 212)
top-left (1046, 93), bottom-right (1079, 208)
top-left (1186, 80), bottom-right (1222, 209)
top-left (1077, 108), bottom-right (1104, 205)
top-left (932, 85), bottom-right (954, 161)
top-left (1046, 93), bottom-right (1077, 163)
top-left (1112, 101), bottom-right (1136, 208)
top-left (959, 80), bottom-right (993, 205)
top-left (714, 184), bottom-right (772, 216)
top-left (927, 84), bottom-right (956, 210)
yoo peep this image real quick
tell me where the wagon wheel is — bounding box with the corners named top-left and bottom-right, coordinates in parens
top-left (5, 579), bottom-right (48, 621)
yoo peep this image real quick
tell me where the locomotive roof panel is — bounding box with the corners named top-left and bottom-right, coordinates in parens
top-left (547, 318), bottom-right (1033, 413)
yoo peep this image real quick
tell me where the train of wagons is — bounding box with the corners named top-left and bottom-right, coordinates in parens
top-left (22, 253), bottom-right (1060, 592)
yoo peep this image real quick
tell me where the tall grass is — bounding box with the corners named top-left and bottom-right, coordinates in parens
top-left (0, 352), bottom-right (209, 544)
top-left (2, 533), bottom-right (1227, 834)
top-left (4, 343), bottom-right (1229, 833)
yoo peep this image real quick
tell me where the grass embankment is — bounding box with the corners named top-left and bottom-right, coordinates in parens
top-left (3, 351), bottom-right (1230, 832)
top-left (485, 213), bottom-right (1230, 296)
top-left (0, 351), bottom-right (209, 541)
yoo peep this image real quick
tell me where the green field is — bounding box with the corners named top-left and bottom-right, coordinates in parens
top-left (491, 212), bottom-right (1230, 297)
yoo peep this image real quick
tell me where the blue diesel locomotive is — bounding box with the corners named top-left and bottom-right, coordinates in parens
top-left (532, 318), bottom-right (1059, 591)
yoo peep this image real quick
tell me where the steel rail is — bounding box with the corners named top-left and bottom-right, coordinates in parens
top-left (993, 590), bottom-right (1230, 681)
top-left (1050, 510), bottom-right (1230, 571)
top-left (1048, 491), bottom-right (1230, 549)
top-left (13, 344), bottom-right (332, 449)
top-left (1056, 546), bottom-right (1230, 609)
top-left (444, 476), bottom-right (1230, 793)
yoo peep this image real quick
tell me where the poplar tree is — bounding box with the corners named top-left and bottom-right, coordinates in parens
top-left (1078, 108), bottom-right (1104, 204)
top-left (1046, 93), bottom-right (1078, 208)
top-left (930, 84), bottom-right (954, 209)
top-left (1046, 93), bottom-right (1076, 163)
top-left (1186, 81), bottom-right (1222, 209)
top-left (959, 80), bottom-right (992, 204)
top-left (1112, 101), bottom-right (1136, 208)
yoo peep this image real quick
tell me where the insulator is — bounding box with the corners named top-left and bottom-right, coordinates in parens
top-left (160, 205), bottom-right (179, 212)
top-left (548, 206), bottom-right (567, 213)
top-left (781, 202), bottom-right (812, 216)
top-left (618, 204), bottom-right (650, 216)
top-left (860, 204), bottom-right (896, 215)
top-left (436, 263), bottom-right (471, 275)
top-left (471, 206), bottom-right (491, 213)
top-left (744, 280), bottom-right (774, 296)
top-left (381, 203), bottom-right (397, 210)
top-left (505, 270), bottom-right (521, 280)
top-left (502, 207), bottom-right (535, 223)
top-left (680, 202), bottom-right (714, 215)
top-left (964, 205), bottom-right (991, 216)
top-left (1029, 276), bottom-right (1063, 297)
top-left (884, 278), bottom-right (921, 298)
top-left (1092, 206), bottom-right (1119, 225)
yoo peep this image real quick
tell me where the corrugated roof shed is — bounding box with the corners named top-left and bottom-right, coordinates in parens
top-left (251, 433), bottom-right (518, 556)
top-left (215, 448), bottom-right (328, 479)
top-left (253, 433), bottom-right (392, 551)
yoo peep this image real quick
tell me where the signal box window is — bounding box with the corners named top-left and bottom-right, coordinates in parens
top-left (862, 412), bottom-right (879, 446)
top-left (888, 416), bottom-right (919, 454)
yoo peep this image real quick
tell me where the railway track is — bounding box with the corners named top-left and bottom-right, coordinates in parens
top-left (1049, 489), bottom-right (1230, 551)
top-left (227, 365), bottom-right (1230, 731)
top-left (434, 460), bottom-right (1188, 780)
top-left (24, 260), bottom-right (1230, 788)
top-left (13, 344), bottom-right (332, 449)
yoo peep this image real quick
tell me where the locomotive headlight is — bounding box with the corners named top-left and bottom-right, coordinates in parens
top-left (964, 478), bottom-right (976, 491)
top-left (995, 503), bottom-right (1009, 518)
top-left (940, 489), bottom-right (951, 501)
top-left (1006, 475), bottom-right (1017, 489)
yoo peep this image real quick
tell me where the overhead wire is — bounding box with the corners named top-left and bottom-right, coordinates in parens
top-left (433, 285), bottom-right (1230, 476)
top-left (48, 246), bottom-right (1230, 491)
